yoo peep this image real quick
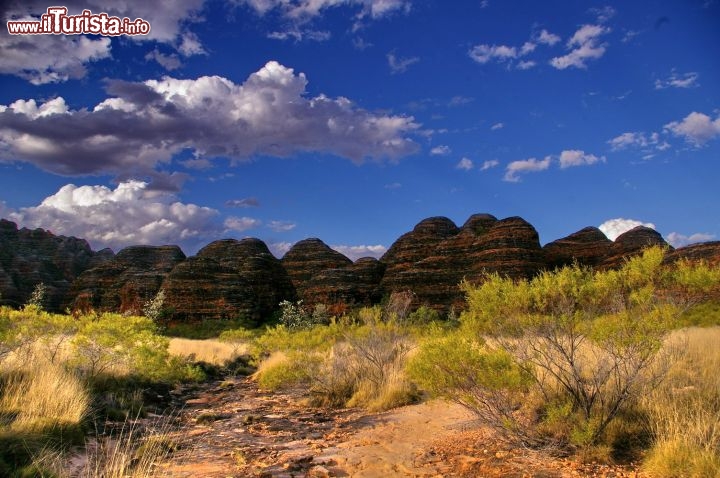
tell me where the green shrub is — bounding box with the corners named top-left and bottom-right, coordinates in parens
top-left (407, 305), bottom-right (440, 324)
top-left (69, 314), bottom-right (170, 380)
top-left (255, 351), bottom-right (319, 391)
top-left (679, 301), bottom-right (720, 327)
top-left (277, 300), bottom-right (332, 329)
top-left (408, 334), bottom-right (532, 440)
top-left (449, 247), bottom-right (719, 452)
top-left (25, 283), bottom-right (47, 311)
top-left (354, 306), bottom-right (383, 325)
top-left (142, 289), bottom-right (168, 323)
top-left (253, 323), bottom-right (346, 358)
top-left (0, 306), bottom-right (205, 475)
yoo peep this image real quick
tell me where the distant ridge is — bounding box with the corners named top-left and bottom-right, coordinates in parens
top-left (2, 215), bottom-right (718, 320)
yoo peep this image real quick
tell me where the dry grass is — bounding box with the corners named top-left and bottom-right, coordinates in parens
top-left (79, 420), bottom-right (177, 478)
top-left (348, 365), bottom-right (417, 412)
top-left (0, 357), bottom-right (90, 435)
top-left (641, 327), bottom-right (720, 477)
top-left (168, 337), bottom-right (248, 366)
top-left (254, 326), bottom-right (419, 411)
top-left (0, 350), bottom-right (90, 475)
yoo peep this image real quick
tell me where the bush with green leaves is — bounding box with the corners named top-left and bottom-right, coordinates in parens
top-left (278, 300), bottom-right (311, 329)
top-left (69, 313), bottom-right (191, 381)
top-left (253, 322), bottom-right (347, 359)
top-left (415, 247), bottom-right (720, 452)
top-left (408, 333), bottom-right (533, 441)
top-left (142, 289), bottom-right (167, 322)
top-left (25, 282), bottom-right (47, 311)
top-left (407, 305), bottom-right (440, 324)
top-left (0, 306), bottom-right (202, 383)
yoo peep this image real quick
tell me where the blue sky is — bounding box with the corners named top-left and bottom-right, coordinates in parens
top-left (1, 0), bottom-right (719, 258)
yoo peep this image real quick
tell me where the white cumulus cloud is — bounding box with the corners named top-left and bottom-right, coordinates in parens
top-left (6, 181), bottom-right (221, 253)
top-left (238, 0), bottom-right (410, 20)
top-left (655, 71), bottom-right (699, 90)
top-left (267, 29), bottom-right (331, 42)
top-left (0, 31), bottom-right (110, 84)
top-left (481, 159), bottom-right (499, 171)
top-left (456, 157), bottom-right (474, 171)
top-left (387, 51), bottom-right (420, 74)
top-left (430, 145), bottom-right (451, 156)
top-left (664, 111), bottom-right (720, 146)
top-left (470, 28), bottom-right (561, 70)
top-left (1, 0), bottom-right (208, 83)
top-left (590, 5), bottom-right (616, 23)
top-left (608, 132), bottom-right (649, 150)
top-left (469, 44), bottom-right (521, 64)
top-left (559, 149), bottom-right (606, 168)
top-left (550, 24), bottom-right (610, 70)
top-left (504, 156), bottom-right (551, 182)
top-left (517, 60), bottom-right (536, 70)
top-left (267, 220), bottom-right (297, 232)
top-left (0, 61), bottom-right (419, 180)
top-left (224, 216), bottom-right (262, 232)
top-left (537, 29), bottom-right (561, 46)
top-left (145, 49), bottom-right (182, 71)
top-left (607, 131), bottom-right (670, 152)
top-left (225, 197), bottom-right (260, 208)
top-left (599, 218), bottom-right (656, 241)
top-left (6, 0), bottom-right (208, 44)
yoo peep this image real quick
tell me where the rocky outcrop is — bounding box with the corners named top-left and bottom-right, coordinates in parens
top-left (600, 226), bottom-right (671, 268)
top-left (378, 217), bottom-right (461, 305)
top-left (543, 226), bottom-right (614, 269)
top-left (161, 239), bottom-right (295, 324)
top-left (69, 245), bottom-right (185, 314)
top-left (162, 257), bottom-right (258, 322)
top-left (464, 216), bottom-right (546, 279)
top-left (379, 215), bottom-right (545, 312)
top-left (282, 239), bottom-right (353, 300)
top-left (0, 264), bottom-right (17, 303)
top-left (665, 241), bottom-right (720, 266)
top-left (0, 219), bottom-right (112, 310)
top-left (5, 214), bottom-right (716, 322)
top-left (380, 217), bottom-right (460, 273)
top-left (303, 257), bottom-right (386, 308)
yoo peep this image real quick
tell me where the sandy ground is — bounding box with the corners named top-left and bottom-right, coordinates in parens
top-left (153, 377), bottom-right (645, 477)
top-left (155, 377), bottom-right (474, 477)
top-left (317, 400), bottom-right (475, 477)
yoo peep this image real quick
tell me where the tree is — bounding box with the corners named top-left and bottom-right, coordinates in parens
top-left (413, 247), bottom-right (720, 449)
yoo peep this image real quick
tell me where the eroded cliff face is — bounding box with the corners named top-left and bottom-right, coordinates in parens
top-left (0, 219), bottom-right (112, 310)
top-left (543, 226), bottom-right (614, 270)
top-left (664, 241), bottom-right (720, 266)
top-left (282, 238), bottom-right (353, 290)
top-left (302, 257), bottom-right (386, 310)
top-left (68, 245), bottom-right (186, 314)
top-left (3, 214), bottom-right (717, 322)
top-left (161, 239), bottom-right (296, 325)
top-left (600, 226), bottom-right (671, 268)
top-left (378, 215), bottom-right (546, 311)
